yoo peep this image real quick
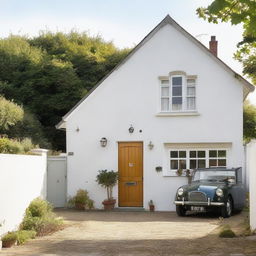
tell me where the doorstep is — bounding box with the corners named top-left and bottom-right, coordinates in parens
top-left (113, 207), bottom-right (146, 212)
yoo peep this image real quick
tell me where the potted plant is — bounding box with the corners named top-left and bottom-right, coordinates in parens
top-left (68, 189), bottom-right (94, 210)
top-left (1, 232), bottom-right (17, 248)
top-left (96, 170), bottom-right (118, 210)
top-left (148, 200), bottom-right (155, 212)
top-left (176, 168), bottom-right (183, 176)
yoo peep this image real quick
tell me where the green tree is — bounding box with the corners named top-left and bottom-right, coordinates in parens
top-left (0, 96), bottom-right (24, 130)
top-left (197, 0), bottom-right (256, 141)
top-left (197, 0), bottom-right (256, 39)
top-left (0, 32), bottom-right (130, 150)
top-left (244, 101), bottom-right (256, 142)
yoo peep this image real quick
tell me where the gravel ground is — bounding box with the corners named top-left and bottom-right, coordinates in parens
top-left (0, 210), bottom-right (255, 256)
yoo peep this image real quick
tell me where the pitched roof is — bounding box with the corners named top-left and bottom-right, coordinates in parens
top-left (56, 14), bottom-right (255, 130)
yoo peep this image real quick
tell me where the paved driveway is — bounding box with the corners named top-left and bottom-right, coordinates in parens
top-left (0, 210), bottom-right (255, 256)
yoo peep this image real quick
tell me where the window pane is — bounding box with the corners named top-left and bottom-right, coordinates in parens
top-left (172, 86), bottom-right (182, 96)
top-left (187, 97), bottom-right (196, 110)
top-left (198, 151), bottom-right (205, 158)
top-left (172, 103), bottom-right (182, 111)
top-left (209, 159), bottom-right (217, 167)
top-left (172, 77), bottom-right (182, 86)
top-left (161, 87), bottom-right (169, 97)
top-left (179, 160), bottom-right (186, 169)
top-left (161, 80), bottom-right (169, 85)
top-left (171, 160), bottom-right (178, 169)
top-left (190, 151), bottom-right (196, 158)
top-left (198, 160), bottom-right (206, 168)
top-left (172, 97), bottom-right (182, 104)
top-left (218, 150), bottom-right (226, 157)
top-left (187, 79), bottom-right (195, 85)
top-left (218, 159), bottom-right (226, 167)
top-left (170, 151), bottom-right (178, 158)
top-left (190, 160), bottom-right (197, 169)
top-left (187, 87), bottom-right (195, 96)
top-left (161, 98), bottom-right (169, 111)
top-left (209, 150), bottom-right (217, 158)
top-left (179, 151), bottom-right (186, 158)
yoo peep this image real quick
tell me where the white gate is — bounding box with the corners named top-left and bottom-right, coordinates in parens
top-left (47, 156), bottom-right (67, 207)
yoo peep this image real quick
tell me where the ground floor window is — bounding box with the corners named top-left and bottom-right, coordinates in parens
top-left (170, 149), bottom-right (227, 170)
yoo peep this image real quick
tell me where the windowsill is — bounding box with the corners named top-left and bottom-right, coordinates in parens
top-left (162, 170), bottom-right (188, 177)
top-left (156, 111), bottom-right (200, 117)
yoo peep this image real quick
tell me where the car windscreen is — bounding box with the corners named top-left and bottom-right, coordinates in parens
top-left (193, 170), bottom-right (236, 183)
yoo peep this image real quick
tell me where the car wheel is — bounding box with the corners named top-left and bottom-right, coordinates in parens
top-left (220, 196), bottom-right (233, 218)
top-left (176, 205), bottom-right (186, 217)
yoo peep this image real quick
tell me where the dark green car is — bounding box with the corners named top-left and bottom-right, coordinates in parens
top-left (174, 168), bottom-right (245, 218)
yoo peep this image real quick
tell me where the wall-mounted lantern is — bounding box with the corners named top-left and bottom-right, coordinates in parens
top-left (100, 137), bottom-right (107, 147)
top-left (148, 141), bottom-right (154, 150)
top-left (129, 125), bottom-right (134, 133)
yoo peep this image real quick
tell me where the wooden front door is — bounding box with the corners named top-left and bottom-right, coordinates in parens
top-left (118, 142), bottom-right (143, 207)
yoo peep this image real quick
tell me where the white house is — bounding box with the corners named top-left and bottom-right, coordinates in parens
top-left (57, 15), bottom-right (254, 211)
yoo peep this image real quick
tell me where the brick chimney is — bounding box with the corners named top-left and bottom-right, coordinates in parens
top-left (209, 36), bottom-right (218, 57)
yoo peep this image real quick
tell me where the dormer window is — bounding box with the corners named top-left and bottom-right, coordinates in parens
top-left (160, 72), bottom-right (196, 112)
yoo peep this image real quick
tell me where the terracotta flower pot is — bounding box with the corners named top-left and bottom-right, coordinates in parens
top-left (75, 202), bottom-right (85, 210)
top-left (102, 199), bottom-right (116, 211)
top-left (2, 239), bottom-right (16, 248)
top-left (149, 205), bottom-right (155, 212)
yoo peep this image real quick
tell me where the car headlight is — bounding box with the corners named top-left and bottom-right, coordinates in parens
top-left (216, 188), bottom-right (223, 197)
top-left (177, 187), bottom-right (184, 196)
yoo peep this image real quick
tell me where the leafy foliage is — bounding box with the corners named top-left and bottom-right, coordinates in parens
top-left (244, 101), bottom-right (256, 142)
top-left (197, 0), bottom-right (256, 39)
top-left (0, 96), bottom-right (24, 130)
top-left (16, 230), bottom-right (36, 245)
top-left (68, 189), bottom-right (94, 209)
top-left (0, 32), bottom-right (130, 150)
top-left (20, 197), bottom-right (63, 236)
top-left (0, 137), bottom-right (35, 154)
top-left (96, 170), bottom-right (118, 200)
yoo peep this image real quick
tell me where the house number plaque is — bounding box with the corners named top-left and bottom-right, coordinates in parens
top-left (129, 163), bottom-right (134, 167)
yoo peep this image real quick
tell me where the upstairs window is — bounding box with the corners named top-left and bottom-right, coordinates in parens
top-left (160, 72), bottom-right (196, 112)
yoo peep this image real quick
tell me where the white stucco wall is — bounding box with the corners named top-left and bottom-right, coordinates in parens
top-left (246, 141), bottom-right (256, 230)
top-left (0, 150), bottom-right (47, 236)
top-left (65, 23), bottom-right (244, 211)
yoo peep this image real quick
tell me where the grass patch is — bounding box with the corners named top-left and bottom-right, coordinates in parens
top-left (16, 230), bottom-right (36, 245)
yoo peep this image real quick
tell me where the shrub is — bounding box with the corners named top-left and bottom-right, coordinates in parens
top-left (1, 232), bottom-right (17, 248)
top-left (20, 198), bottom-right (63, 236)
top-left (219, 225), bottom-right (236, 238)
top-left (16, 230), bottom-right (36, 245)
top-left (1, 232), bottom-right (17, 242)
top-left (0, 137), bottom-right (36, 154)
top-left (68, 189), bottom-right (94, 210)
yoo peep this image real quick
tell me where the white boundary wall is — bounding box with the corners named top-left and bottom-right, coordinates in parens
top-left (246, 141), bottom-right (256, 231)
top-left (0, 149), bottom-right (47, 236)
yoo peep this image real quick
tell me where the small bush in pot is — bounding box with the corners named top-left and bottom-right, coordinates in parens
top-left (68, 189), bottom-right (94, 210)
top-left (96, 170), bottom-right (118, 210)
top-left (1, 232), bottom-right (17, 248)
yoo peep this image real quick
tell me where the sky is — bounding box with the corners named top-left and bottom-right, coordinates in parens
top-left (1, 0), bottom-right (255, 103)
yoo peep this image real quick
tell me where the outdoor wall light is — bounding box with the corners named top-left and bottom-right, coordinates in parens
top-left (100, 137), bottom-right (107, 147)
top-left (129, 125), bottom-right (134, 133)
top-left (148, 141), bottom-right (154, 150)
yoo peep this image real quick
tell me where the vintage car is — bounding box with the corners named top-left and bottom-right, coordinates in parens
top-left (174, 168), bottom-right (245, 218)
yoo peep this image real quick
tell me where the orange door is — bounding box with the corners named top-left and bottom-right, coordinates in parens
top-left (118, 142), bottom-right (143, 207)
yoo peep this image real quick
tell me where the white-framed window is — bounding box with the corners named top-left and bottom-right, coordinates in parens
top-left (209, 150), bottom-right (227, 168)
top-left (169, 149), bottom-right (227, 171)
top-left (159, 73), bottom-right (196, 112)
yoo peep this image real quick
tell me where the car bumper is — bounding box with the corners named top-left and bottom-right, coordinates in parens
top-left (174, 200), bottom-right (224, 206)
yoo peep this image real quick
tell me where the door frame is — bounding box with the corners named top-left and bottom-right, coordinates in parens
top-left (117, 141), bottom-right (144, 207)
